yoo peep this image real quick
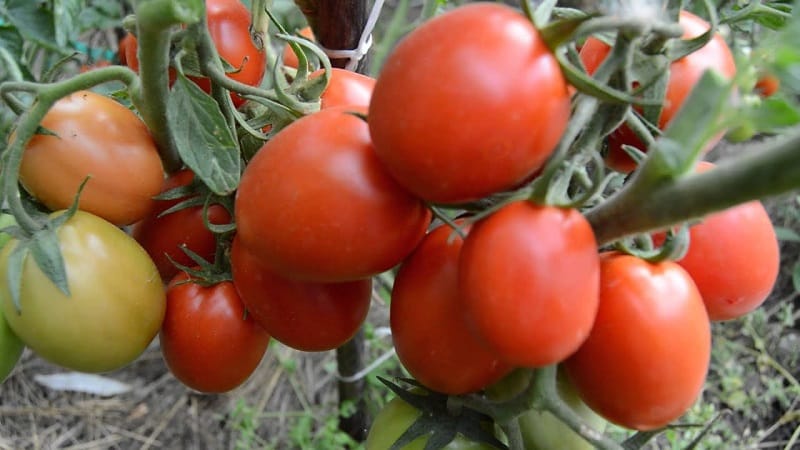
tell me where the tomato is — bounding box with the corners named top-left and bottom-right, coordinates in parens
top-left (0, 214), bottom-right (23, 382)
top-left (315, 68), bottom-right (375, 109)
top-left (0, 211), bottom-right (166, 373)
top-left (580, 11), bottom-right (736, 172)
top-left (391, 220), bottom-right (512, 395)
top-left (365, 395), bottom-right (498, 450)
top-left (755, 74), bottom-right (780, 98)
top-left (235, 107), bottom-right (431, 282)
top-left (160, 271), bottom-right (270, 393)
top-left (565, 252), bottom-right (711, 430)
top-left (368, 3), bottom-right (570, 203)
top-left (79, 59), bottom-right (112, 73)
top-left (118, 33), bottom-right (135, 66)
top-left (282, 26), bottom-right (315, 69)
top-left (230, 236), bottom-right (371, 352)
top-left (657, 162), bottom-right (779, 321)
top-left (19, 90), bottom-right (164, 226)
top-left (458, 201), bottom-right (599, 367)
top-left (125, 0), bottom-right (266, 107)
top-left (131, 170), bottom-right (231, 283)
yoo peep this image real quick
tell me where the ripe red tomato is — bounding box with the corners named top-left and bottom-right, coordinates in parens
top-left (656, 162), bottom-right (779, 321)
top-left (755, 74), bottom-right (780, 98)
top-left (459, 201), bottom-right (599, 367)
top-left (118, 33), bottom-right (135, 66)
top-left (125, 0), bottom-right (266, 107)
top-left (131, 170), bottom-right (231, 283)
top-left (315, 68), bottom-right (375, 109)
top-left (160, 272), bottom-right (270, 393)
top-left (565, 252), bottom-right (711, 430)
top-left (368, 3), bottom-right (570, 203)
top-left (282, 26), bottom-right (315, 69)
top-left (230, 237), bottom-right (371, 352)
top-left (390, 220), bottom-right (513, 395)
top-left (235, 107), bottom-right (431, 282)
top-left (580, 11), bottom-right (736, 172)
top-left (20, 90), bottom-right (164, 226)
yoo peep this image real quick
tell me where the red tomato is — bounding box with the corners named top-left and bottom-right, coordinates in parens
top-left (230, 237), bottom-right (371, 352)
top-left (20, 90), bottom-right (164, 226)
top-left (580, 11), bottom-right (736, 172)
top-left (315, 68), bottom-right (375, 109)
top-left (368, 3), bottom-right (570, 203)
top-left (160, 272), bottom-right (270, 393)
top-left (234, 107), bottom-right (431, 282)
top-left (125, 0), bottom-right (266, 107)
top-left (282, 26), bottom-right (315, 69)
top-left (755, 74), bottom-right (780, 98)
top-left (459, 201), bottom-right (599, 367)
top-left (131, 170), bottom-right (231, 283)
top-left (118, 33), bottom-right (135, 66)
top-left (390, 220), bottom-right (513, 395)
top-left (656, 162), bottom-right (779, 321)
top-left (565, 253), bottom-right (711, 430)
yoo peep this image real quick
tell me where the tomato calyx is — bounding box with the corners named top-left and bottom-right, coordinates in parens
top-left (378, 377), bottom-right (507, 450)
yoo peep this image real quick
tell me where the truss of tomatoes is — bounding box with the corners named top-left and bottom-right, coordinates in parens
top-left (3, 2), bottom-right (781, 445)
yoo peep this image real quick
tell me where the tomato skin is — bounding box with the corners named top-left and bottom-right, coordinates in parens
top-left (235, 107), bottom-right (431, 282)
top-left (755, 74), bottom-right (780, 98)
top-left (124, 0), bottom-right (266, 107)
top-left (131, 170), bottom-right (231, 283)
top-left (0, 211), bottom-right (166, 373)
top-left (368, 3), bottom-right (570, 203)
top-left (0, 306), bottom-right (23, 383)
top-left (19, 91), bottom-right (164, 226)
top-left (391, 220), bottom-right (512, 395)
top-left (316, 68), bottom-right (375, 109)
top-left (565, 253), bottom-right (711, 431)
top-left (118, 33), bottom-right (135, 66)
top-left (580, 11), bottom-right (736, 172)
top-left (160, 272), bottom-right (269, 393)
top-left (365, 395), bottom-right (498, 450)
top-left (230, 237), bottom-right (371, 352)
top-left (459, 201), bottom-right (599, 367)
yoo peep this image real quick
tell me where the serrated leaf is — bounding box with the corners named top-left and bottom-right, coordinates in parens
top-left (1, 0), bottom-right (61, 52)
top-left (6, 242), bottom-right (28, 312)
top-left (775, 226), bottom-right (800, 242)
top-left (168, 75), bottom-right (241, 195)
top-left (29, 229), bottom-right (70, 297)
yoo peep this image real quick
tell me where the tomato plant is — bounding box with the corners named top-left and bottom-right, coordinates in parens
top-left (131, 170), bottom-right (231, 283)
top-left (565, 252), bottom-right (711, 430)
top-left (391, 220), bottom-right (512, 395)
top-left (459, 201), bottom-right (599, 367)
top-left (235, 106), bottom-right (430, 282)
top-left (316, 68), bottom-right (375, 109)
top-left (282, 26), bottom-right (315, 69)
top-left (0, 211), bottom-right (166, 373)
top-left (230, 236), bottom-right (371, 352)
top-left (0, 306), bottom-right (23, 383)
top-left (19, 90), bottom-right (164, 226)
top-left (580, 10), bottom-right (737, 172)
top-left (160, 271), bottom-right (270, 393)
top-left (368, 3), bottom-right (570, 203)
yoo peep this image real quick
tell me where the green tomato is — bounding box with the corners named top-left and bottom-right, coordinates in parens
top-left (0, 211), bottom-right (166, 373)
top-left (0, 214), bottom-right (24, 382)
top-left (365, 396), bottom-right (498, 450)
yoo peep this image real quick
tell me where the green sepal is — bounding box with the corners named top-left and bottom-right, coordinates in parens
top-left (5, 241), bottom-right (29, 313)
top-left (28, 227), bottom-right (69, 297)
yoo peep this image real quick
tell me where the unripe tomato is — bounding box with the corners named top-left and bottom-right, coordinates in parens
top-left (580, 11), bottom-right (736, 172)
top-left (565, 253), bottom-right (711, 430)
top-left (131, 170), bottom-right (231, 283)
top-left (459, 201), bottom-right (600, 367)
top-left (160, 272), bottom-right (270, 393)
top-left (0, 211), bottom-right (166, 373)
top-left (0, 214), bottom-right (23, 382)
top-left (391, 220), bottom-right (513, 395)
top-left (20, 90), bottom-right (164, 226)
top-left (368, 3), bottom-right (570, 203)
top-left (235, 107), bottom-right (430, 282)
top-left (230, 237), bottom-right (371, 352)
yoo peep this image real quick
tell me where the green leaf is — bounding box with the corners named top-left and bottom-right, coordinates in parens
top-left (774, 226), bottom-right (800, 242)
top-left (5, 241), bottom-right (28, 312)
top-left (1, 0), bottom-right (61, 52)
top-left (29, 228), bottom-right (70, 297)
top-left (0, 25), bottom-right (23, 61)
top-left (747, 97), bottom-right (800, 132)
top-left (168, 74), bottom-right (241, 196)
top-left (53, 0), bottom-right (83, 48)
top-left (792, 261), bottom-right (800, 293)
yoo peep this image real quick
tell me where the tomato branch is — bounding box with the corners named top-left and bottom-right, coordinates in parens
top-left (132, 0), bottom-right (204, 173)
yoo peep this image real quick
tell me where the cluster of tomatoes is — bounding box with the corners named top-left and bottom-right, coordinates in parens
top-left (0, 0), bottom-right (784, 447)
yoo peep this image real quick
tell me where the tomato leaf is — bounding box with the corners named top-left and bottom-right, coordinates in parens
top-left (29, 228), bottom-right (70, 297)
top-left (774, 226), bottom-right (800, 242)
top-left (5, 241), bottom-right (28, 312)
top-left (168, 74), bottom-right (241, 196)
top-left (0, 0), bottom-right (62, 52)
top-left (53, 0), bottom-right (82, 48)
top-left (792, 261), bottom-right (800, 293)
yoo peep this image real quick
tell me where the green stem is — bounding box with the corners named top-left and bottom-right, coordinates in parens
top-left (132, 0), bottom-right (204, 173)
top-left (1, 66), bottom-right (140, 235)
top-left (501, 419), bottom-right (524, 450)
top-left (586, 129), bottom-right (800, 245)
